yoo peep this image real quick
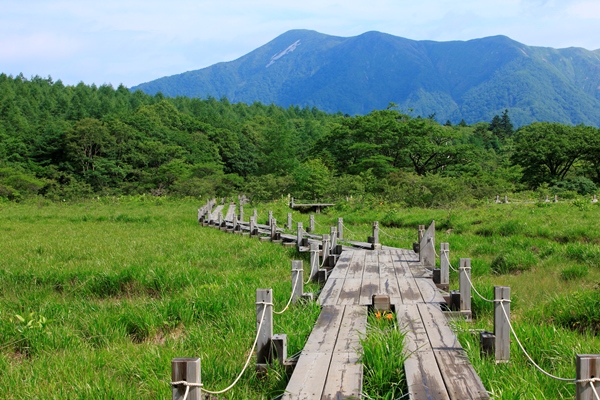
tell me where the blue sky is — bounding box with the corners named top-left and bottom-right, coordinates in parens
top-left (1, 0), bottom-right (599, 88)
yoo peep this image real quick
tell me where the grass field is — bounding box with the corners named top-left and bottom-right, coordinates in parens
top-left (2, 196), bottom-right (600, 399)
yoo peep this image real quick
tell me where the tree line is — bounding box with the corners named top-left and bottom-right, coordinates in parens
top-left (1, 73), bottom-right (599, 206)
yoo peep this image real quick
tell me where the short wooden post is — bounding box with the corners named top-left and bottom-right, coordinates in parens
top-left (459, 258), bottom-right (471, 318)
top-left (239, 204), bottom-right (244, 222)
top-left (256, 289), bottom-right (273, 369)
top-left (232, 213), bottom-right (239, 232)
top-left (418, 225), bottom-right (425, 241)
top-left (291, 260), bottom-right (303, 304)
top-left (330, 227), bottom-right (337, 253)
top-left (309, 241), bottom-right (320, 281)
top-left (495, 195), bottom-right (501, 204)
top-left (554, 194), bottom-right (558, 203)
top-left (372, 221), bottom-right (382, 250)
top-left (322, 234), bottom-right (331, 267)
top-left (268, 211), bottom-right (273, 226)
top-left (593, 195), bottom-right (598, 204)
top-left (172, 358), bottom-right (201, 400)
top-left (271, 218), bottom-right (277, 240)
top-left (253, 209), bottom-right (258, 221)
top-left (545, 195), bottom-right (550, 203)
top-left (296, 222), bottom-right (303, 248)
top-left (290, 197), bottom-right (295, 208)
top-left (250, 216), bottom-right (257, 237)
top-left (287, 213), bottom-right (292, 230)
top-left (309, 215), bottom-right (315, 233)
top-left (337, 218), bottom-right (343, 240)
top-left (576, 355), bottom-right (600, 399)
top-left (440, 242), bottom-right (450, 287)
top-left (216, 212), bottom-right (222, 228)
top-left (494, 286), bottom-right (510, 363)
top-left (504, 195), bottom-right (509, 204)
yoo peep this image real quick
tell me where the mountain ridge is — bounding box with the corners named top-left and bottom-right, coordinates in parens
top-left (131, 29), bottom-right (600, 127)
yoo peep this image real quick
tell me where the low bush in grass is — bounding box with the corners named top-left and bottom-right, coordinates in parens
top-left (560, 265), bottom-right (589, 281)
top-left (490, 250), bottom-right (536, 274)
top-left (545, 289), bottom-right (600, 334)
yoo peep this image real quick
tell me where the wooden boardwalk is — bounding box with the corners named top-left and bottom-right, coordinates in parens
top-left (199, 202), bottom-right (489, 400)
top-left (283, 249), bottom-right (489, 400)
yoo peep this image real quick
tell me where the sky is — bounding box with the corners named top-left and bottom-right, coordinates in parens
top-left (1, 0), bottom-right (599, 88)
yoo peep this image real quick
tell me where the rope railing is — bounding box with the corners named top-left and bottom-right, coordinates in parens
top-left (461, 266), bottom-right (495, 304)
top-left (274, 272), bottom-right (301, 315)
top-left (305, 240), bottom-right (329, 284)
top-left (192, 303), bottom-right (270, 396)
top-left (442, 250), bottom-right (458, 273)
top-left (379, 226), bottom-right (404, 241)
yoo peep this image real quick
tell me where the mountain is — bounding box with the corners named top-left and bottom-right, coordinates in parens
top-left (131, 30), bottom-right (600, 127)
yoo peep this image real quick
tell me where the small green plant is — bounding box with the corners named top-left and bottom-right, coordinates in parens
top-left (11, 312), bottom-right (48, 333)
top-left (560, 265), bottom-right (588, 281)
top-left (490, 251), bottom-right (536, 274)
top-left (361, 310), bottom-right (407, 399)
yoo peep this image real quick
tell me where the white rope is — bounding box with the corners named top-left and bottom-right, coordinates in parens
top-left (200, 304), bottom-right (269, 395)
top-left (305, 240), bottom-right (329, 284)
top-left (443, 250), bottom-right (458, 272)
top-left (590, 381), bottom-right (600, 400)
top-left (499, 302), bottom-right (576, 383)
top-left (170, 381), bottom-right (203, 400)
top-left (379, 227), bottom-right (404, 241)
top-left (274, 271), bottom-right (301, 315)
top-left (461, 267), bottom-right (495, 303)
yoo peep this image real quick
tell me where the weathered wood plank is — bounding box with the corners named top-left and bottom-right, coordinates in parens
top-left (396, 304), bottom-right (429, 354)
top-left (359, 251), bottom-right (380, 305)
top-left (345, 250), bottom-right (365, 280)
top-left (284, 306), bottom-right (345, 398)
top-left (378, 251), bottom-right (403, 304)
top-left (417, 303), bottom-right (462, 350)
top-left (405, 350), bottom-right (451, 400)
top-left (322, 305), bottom-right (367, 398)
top-left (337, 278), bottom-right (362, 305)
top-left (327, 251), bottom-right (353, 280)
top-left (397, 270), bottom-right (423, 304)
top-left (433, 350), bottom-right (490, 400)
top-left (318, 278), bottom-right (344, 306)
top-left (415, 278), bottom-right (446, 303)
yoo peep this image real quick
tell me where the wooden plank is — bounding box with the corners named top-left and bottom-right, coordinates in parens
top-left (322, 305), bottom-right (367, 398)
top-left (396, 304), bottom-right (429, 354)
top-left (417, 303), bottom-right (463, 350)
top-left (415, 278), bottom-right (446, 303)
top-left (224, 204), bottom-right (236, 221)
top-left (405, 350), bottom-right (451, 400)
top-left (378, 251), bottom-right (403, 304)
top-left (337, 278), bottom-right (362, 305)
top-left (359, 251), bottom-right (380, 305)
top-left (318, 278), bottom-right (344, 306)
top-left (345, 250), bottom-right (365, 280)
top-left (433, 350), bottom-right (490, 400)
top-left (327, 251), bottom-right (353, 280)
top-left (397, 272), bottom-right (424, 304)
top-left (284, 306), bottom-right (345, 398)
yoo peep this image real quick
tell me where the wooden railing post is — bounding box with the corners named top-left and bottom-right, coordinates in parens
top-left (577, 355), bottom-right (600, 399)
top-left (291, 260), bottom-right (303, 304)
top-left (459, 258), bottom-right (472, 318)
top-left (253, 209), bottom-right (258, 221)
top-left (268, 211), bottom-right (273, 226)
top-left (239, 204), bottom-right (244, 223)
top-left (440, 243), bottom-right (450, 288)
top-left (494, 286), bottom-right (510, 363)
top-left (372, 221), bottom-right (382, 250)
top-left (418, 225), bottom-right (425, 242)
top-left (256, 289), bottom-right (273, 370)
top-left (270, 218), bottom-right (277, 240)
top-left (322, 234), bottom-right (331, 267)
top-left (330, 227), bottom-right (337, 253)
top-left (296, 222), bottom-right (303, 249)
top-left (287, 213), bottom-right (292, 230)
top-left (172, 358), bottom-right (201, 400)
top-left (337, 218), bottom-right (343, 240)
top-left (309, 215), bottom-right (315, 233)
top-left (250, 216), bottom-right (257, 237)
top-left (309, 241), bottom-right (319, 281)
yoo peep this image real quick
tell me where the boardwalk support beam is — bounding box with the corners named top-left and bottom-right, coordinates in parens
top-left (172, 358), bottom-right (201, 400)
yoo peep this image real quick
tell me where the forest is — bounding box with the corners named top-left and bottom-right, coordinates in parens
top-left (1, 73), bottom-right (599, 205)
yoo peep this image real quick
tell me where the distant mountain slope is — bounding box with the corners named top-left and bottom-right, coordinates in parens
top-left (131, 30), bottom-right (600, 127)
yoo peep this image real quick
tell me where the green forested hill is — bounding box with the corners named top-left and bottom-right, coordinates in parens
top-left (1, 73), bottom-right (600, 203)
top-left (131, 30), bottom-right (600, 127)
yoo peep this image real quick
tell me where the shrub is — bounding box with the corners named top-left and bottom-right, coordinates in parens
top-left (490, 251), bottom-right (536, 274)
top-left (560, 265), bottom-right (588, 281)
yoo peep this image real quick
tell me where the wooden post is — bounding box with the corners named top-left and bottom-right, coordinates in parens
top-left (287, 213), bottom-right (292, 230)
top-left (593, 194), bottom-right (598, 204)
top-left (172, 358), bottom-right (201, 400)
top-left (268, 211), bottom-right (273, 226)
top-left (419, 221), bottom-right (435, 269)
top-left (322, 234), bottom-right (331, 267)
top-left (554, 194), bottom-right (558, 203)
top-left (253, 209), bottom-right (258, 221)
top-left (337, 218), bottom-right (343, 240)
top-left (459, 258), bottom-right (471, 318)
top-left (309, 215), bottom-right (315, 233)
top-left (291, 260), bottom-right (304, 304)
top-left (576, 355), bottom-right (600, 399)
top-left (290, 197), bottom-right (295, 208)
top-left (250, 216), bottom-right (257, 237)
top-left (330, 227), bottom-right (337, 253)
top-left (256, 289), bottom-right (273, 368)
top-left (418, 225), bottom-right (425, 242)
top-left (495, 195), bottom-right (501, 204)
top-left (504, 195), bottom-right (509, 204)
top-left (232, 213), bottom-right (239, 232)
top-left (372, 221), bottom-right (382, 250)
top-left (440, 242), bottom-right (450, 287)
top-left (494, 286), bottom-right (510, 363)
top-left (296, 222), bottom-right (303, 248)
top-left (309, 241), bottom-right (320, 281)
top-left (271, 218), bottom-right (277, 240)
top-left (239, 204), bottom-right (244, 222)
